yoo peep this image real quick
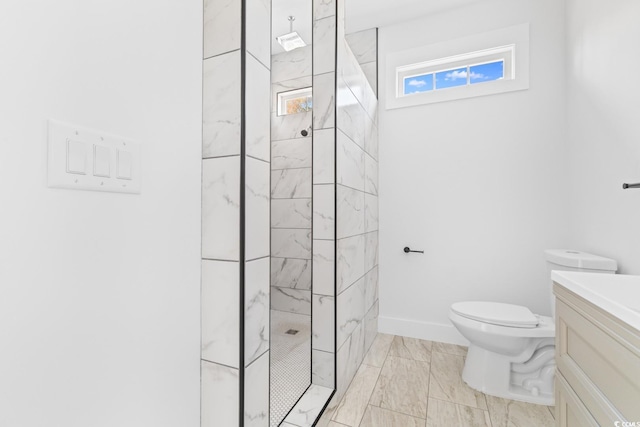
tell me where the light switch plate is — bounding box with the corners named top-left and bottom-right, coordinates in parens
top-left (48, 120), bottom-right (141, 194)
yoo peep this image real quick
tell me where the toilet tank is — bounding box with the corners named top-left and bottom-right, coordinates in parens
top-left (545, 249), bottom-right (617, 317)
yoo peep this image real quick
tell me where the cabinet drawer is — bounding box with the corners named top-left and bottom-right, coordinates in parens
top-left (556, 373), bottom-right (598, 427)
top-left (556, 297), bottom-right (640, 423)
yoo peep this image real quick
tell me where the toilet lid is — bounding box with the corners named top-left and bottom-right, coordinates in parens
top-left (451, 301), bottom-right (539, 328)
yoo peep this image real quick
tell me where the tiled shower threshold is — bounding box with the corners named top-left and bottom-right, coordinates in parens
top-left (280, 384), bottom-right (334, 427)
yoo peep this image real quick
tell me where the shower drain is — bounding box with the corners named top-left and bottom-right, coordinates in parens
top-left (285, 329), bottom-right (299, 335)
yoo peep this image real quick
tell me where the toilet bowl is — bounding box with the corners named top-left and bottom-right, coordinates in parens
top-left (449, 301), bottom-right (556, 405)
top-left (449, 250), bottom-right (617, 406)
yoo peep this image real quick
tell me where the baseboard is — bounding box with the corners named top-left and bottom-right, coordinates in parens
top-left (378, 315), bottom-right (469, 346)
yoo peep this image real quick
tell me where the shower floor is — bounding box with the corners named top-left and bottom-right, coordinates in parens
top-left (270, 310), bottom-right (311, 427)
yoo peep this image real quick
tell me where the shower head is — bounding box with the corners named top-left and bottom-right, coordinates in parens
top-left (276, 16), bottom-right (307, 52)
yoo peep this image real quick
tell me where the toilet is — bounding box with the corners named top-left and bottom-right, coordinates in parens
top-left (449, 249), bottom-right (617, 405)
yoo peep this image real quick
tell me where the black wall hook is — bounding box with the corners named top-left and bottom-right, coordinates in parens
top-left (404, 247), bottom-right (424, 254)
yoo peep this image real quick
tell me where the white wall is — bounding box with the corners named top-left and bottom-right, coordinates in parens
top-left (566, 0), bottom-right (640, 274)
top-left (378, 0), bottom-right (569, 343)
top-left (0, 1), bottom-right (202, 426)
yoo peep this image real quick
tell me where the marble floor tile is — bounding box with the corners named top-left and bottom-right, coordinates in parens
top-left (485, 395), bottom-right (555, 427)
top-left (360, 405), bottom-right (426, 427)
top-left (326, 423), bottom-right (349, 427)
top-left (361, 333), bottom-right (393, 368)
top-left (369, 356), bottom-right (430, 418)
top-left (426, 398), bottom-right (491, 427)
top-left (432, 341), bottom-right (468, 357)
top-left (428, 351), bottom-right (487, 410)
top-left (548, 405), bottom-right (556, 420)
top-left (332, 364), bottom-right (381, 426)
top-left (388, 336), bottom-right (432, 363)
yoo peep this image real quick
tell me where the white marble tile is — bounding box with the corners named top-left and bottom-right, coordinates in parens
top-left (203, 52), bottom-right (241, 158)
top-left (203, 0), bottom-right (241, 59)
top-left (363, 301), bottom-right (379, 354)
top-left (272, 110), bottom-right (313, 142)
top-left (337, 234), bottom-right (365, 294)
top-left (245, 157), bottom-right (270, 261)
top-left (313, 239), bottom-right (335, 296)
top-left (272, 137), bottom-right (312, 169)
top-left (202, 260), bottom-right (239, 368)
top-left (337, 79), bottom-right (365, 149)
top-left (339, 41), bottom-right (366, 104)
top-left (337, 129), bottom-right (365, 191)
top-left (201, 360), bottom-right (239, 427)
top-left (337, 276), bottom-right (366, 349)
top-left (284, 384), bottom-right (334, 427)
top-left (363, 84), bottom-right (378, 122)
top-left (313, 184), bottom-right (335, 240)
top-left (244, 350), bottom-right (269, 427)
top-left (272, 228), bottom-right (312, 259)
top-left (312, 349), bottom-right (335, 388)
top-left (202, 157), bottom-right (240, 260)
top-left (271, 287), bottom-right (311, 315)
top-left (272, 77), bottom-right (312, 113)
top-left (272, 45), bottom-right (312, 83)
top-left (244, 257), bottom-right (269, 365)
top-left (364, 153), bottom-right (378, 195)
top-left (345, 29), bottom-right (377, 64)
top-left (245, 0), bottom-right (270, 68)
top-left (335, 335), bottom-right (352, 400)
top-left (245, 56), bottom-right (270, 162)
top-left (364, 119), bottom-right (378, 160)
top-left (364, 265), bottom-right (378, 312)
top-left (271, 257), bottom-right (311, 290)
top-left (271, 168), bottom-right (312, 199)
top-left (314, 17), bottom-right (336, 76)
top-left (314, 72), bottom-right (336, 131)
top-left (364, 231), bottom-right (378, 272)
top-left (336, 185), bottom-right (365, 239)
top-left (312, 294), bottom-right (335, 352)
top-left (313, 128), bottom-right (335, 185)
top-left (429, 351), bottom-right (487, 410)
top-left (361, 62), bottom-right (378, 97)
top-left (314, 0), bottom-right (335, 20)
top-left (336, 322), bottom-right (365, 396)
top-left (272, 198), bottom-right (312, 229)
top-left (364, 193), bottom-right (378, 233)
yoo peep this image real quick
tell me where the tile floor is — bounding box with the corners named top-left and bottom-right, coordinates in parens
top-left (270, 311), bottom-right (311, 427)
top-left (327, 334), bottom-right (556, 427)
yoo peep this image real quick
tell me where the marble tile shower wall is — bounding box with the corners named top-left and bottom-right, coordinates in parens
top-left (270, 46), bottom-right (313, 319)
top-left (201, 0), bottom-right (271, 426)
top-left (345, 29), bottom-right (378, 96)
top-left (334, 31), bottom-right (379, 407)
top-left (310, 0), bottom-right (380, 416)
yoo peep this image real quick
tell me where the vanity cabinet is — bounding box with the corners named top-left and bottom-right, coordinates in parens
top-left (554, 283), bottom-right (640, 427)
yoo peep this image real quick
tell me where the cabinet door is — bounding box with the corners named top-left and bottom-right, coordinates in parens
top-left (556, 374), bottom-right (598, 427)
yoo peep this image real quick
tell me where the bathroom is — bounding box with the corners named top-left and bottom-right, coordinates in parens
top-left (1, 0), bottom-right (639, 426)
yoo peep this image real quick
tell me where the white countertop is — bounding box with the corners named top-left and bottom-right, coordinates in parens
top-left (552, 271), bottom-right (640, 332)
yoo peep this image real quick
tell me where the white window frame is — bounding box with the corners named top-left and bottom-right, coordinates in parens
top-left (386, 23), bottom-right (529, 109)
top-left (277, 87), bottom-right (312, 116)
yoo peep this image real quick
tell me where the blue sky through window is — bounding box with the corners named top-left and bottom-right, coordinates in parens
top-left (435, 67), bottom-right (468, 89)
top-left (403, 74), bottom-right (434, 95)
top-left (469, 61), bottom-right (504, 84)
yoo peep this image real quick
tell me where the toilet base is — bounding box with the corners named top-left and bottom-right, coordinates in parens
top-left (462, 343), bottom-right (555, 406)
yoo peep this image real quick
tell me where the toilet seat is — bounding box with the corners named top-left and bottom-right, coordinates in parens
top-left (451, 301), bottom-right (539, 328)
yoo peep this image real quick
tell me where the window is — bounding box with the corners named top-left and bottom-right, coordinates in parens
top-left (277, 87), bottom-right (312, 116)
top-left (386, 23), bottom-right (530, 109)
top-left (398, 45), bottom-right (513, 97)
